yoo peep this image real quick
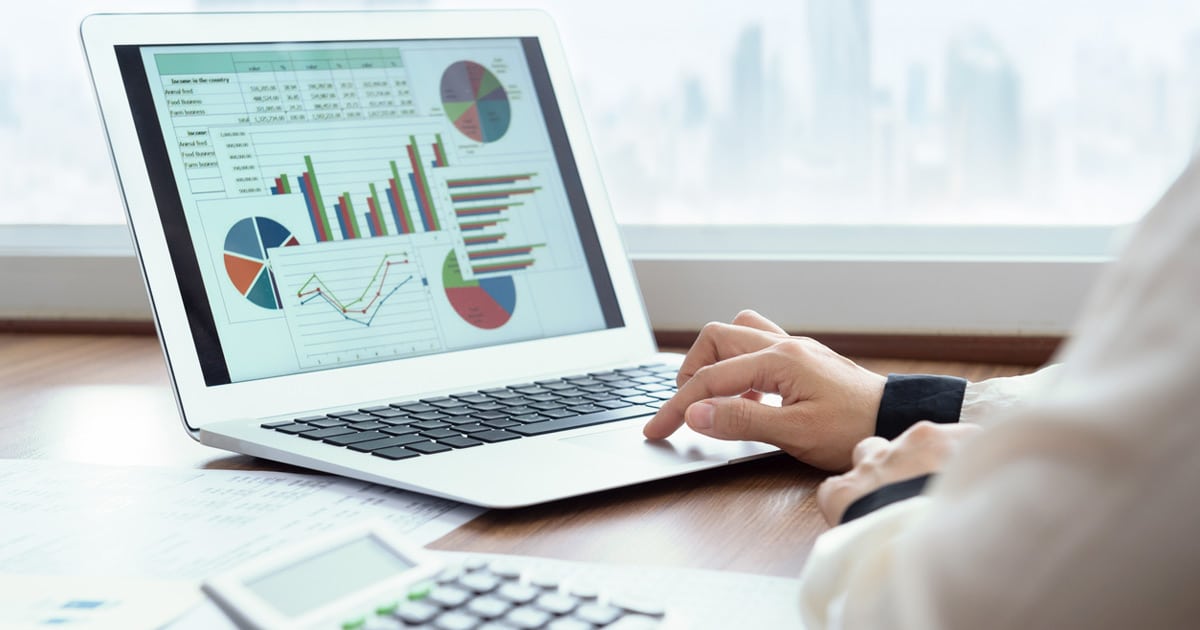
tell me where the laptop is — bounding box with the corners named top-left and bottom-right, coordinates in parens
top-left (81, 10), bottom-right (776, 508)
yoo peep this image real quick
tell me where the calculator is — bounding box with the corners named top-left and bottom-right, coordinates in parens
top-left (202, 522), bottom-right (667, 629)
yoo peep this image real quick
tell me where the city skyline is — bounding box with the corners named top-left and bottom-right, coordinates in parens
top-left (2, 0), bottom-right (1200, 224)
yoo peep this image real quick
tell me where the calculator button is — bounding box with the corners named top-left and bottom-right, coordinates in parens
top-left (574, 602), bottom-right (623, 626)
top-left (547, 617), bottom-right (595, 630)
top-left (496, 582), bottom-right (539, 604)
top-left (457, 571), bottom-right (500, 593)
top-left (433, 610), bottom-right (482, 630)
top-left (503, 606), bottom-right (552, 629)
top-left (428, 585), bottom-right (472, 608)
top-left (465, 595), bottom-right (512, 619)
top-left (393, 600), bottom-right (440, 624)
top-left (612, 595), bottom-right (666, 617)
top-left (605, 614), bottom-right (662, 630)
top-left (487, 561), bottom-right (522, 579)
top-left (341, 616), bottom-right (366, 630)
top-left (364, 615), bottom-right (404, 630)
top-left (534, 592), bottom-right (579, 615)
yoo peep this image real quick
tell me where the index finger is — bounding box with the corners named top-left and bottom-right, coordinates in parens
top-left (676, 321), bottom-right (783, 389)
top-left (644, 349), bottom-right (780, 440)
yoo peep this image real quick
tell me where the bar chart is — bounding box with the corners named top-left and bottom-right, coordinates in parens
top-left (253, 125), bottom-right (452, 243)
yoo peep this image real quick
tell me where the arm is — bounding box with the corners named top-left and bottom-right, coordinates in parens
top-left (799, 153), bottom-right (1200, 629)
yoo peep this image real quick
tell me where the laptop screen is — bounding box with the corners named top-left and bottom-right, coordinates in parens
top-left (114, 36), bottom-right (623, 386)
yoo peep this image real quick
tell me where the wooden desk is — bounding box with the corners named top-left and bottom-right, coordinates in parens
top-left (0, 332), bottom-right (1037, 578)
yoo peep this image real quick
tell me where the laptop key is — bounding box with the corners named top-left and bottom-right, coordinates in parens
top-left (393, 402), bottom-right (437, 413)
top-left (512, 413), bottom-right (548, 423)
top-left (272, 422), bottom-right (313, 434)
top-left (483, 389), bottom-right (522, 400)
top-left (305, 418), bottom-right (348, 428)
top-left (367, 407), bottom-right (409, 419)
top-left (451, 394), bottom-right (492, 404)
top-left (348, 435), bottom-right (429, 453)
top-left (472, 430), bottom-right (521, 443)
top-left (596, 399), bottom-right (632, 409)
top-left (508, 405), bottom-right (656, 437)
top-left (530, 401), bottom-right (565, 411)
top-left (502, 405), bottom-right (537, 416)
top-left (331, 412), bottom-right (377, 422)
top-left (262, 419), bottom-right (296, 428)
top-left (456, 423), bottom-right (491, 433)
top-left (482, 419), bottom-right (519, 429)
top-left (470, 402), bottom-right (505, 412)
top-left (420, 428), bottom-right (463, 439)
top-left (407, 441), bottom-right (453, 454)
top-left (568, 404), bottom-right (605, 415)
top-left (299, 426), bottom-right (358, 440)
top-left (325, 430), bottom-right (389, 446)
top-left (411, 420), bottom-right (451, 430)
top-left (441, 406), bottom-right (478, 416)
top-left (349, 420), bottom-right (387, 431)
top-left (382, 425), bottom-right (420, 436)
top-left (411, 411), bottom-right (450, 421)
top-left (472, 410), bottom-right (509, 421)
top-left (622, 395), bottom-right (659, 405)
top-left (294, 415), bottom-right (328, 423)
top-left (440, 436), bottom-right (482, 449)
top-left (539, 408), bottom-right (577, 419)
top-left (372, 446), bottom-right (420, 460)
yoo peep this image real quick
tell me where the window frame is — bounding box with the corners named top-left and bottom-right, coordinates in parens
top-left (0, 223), bottom-right (1115, 336)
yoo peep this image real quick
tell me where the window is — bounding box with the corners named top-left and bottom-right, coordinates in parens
top-left (5, 1), bottom-right (1187, 333)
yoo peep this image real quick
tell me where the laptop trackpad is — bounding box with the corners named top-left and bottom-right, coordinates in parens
top-left (562, 424), bottom-right (754, 467)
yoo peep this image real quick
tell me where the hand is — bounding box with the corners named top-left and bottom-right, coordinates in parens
top-left (816, 421), bottom-right (983, 525)
top-left (642, 310), bottom-right (887, 471)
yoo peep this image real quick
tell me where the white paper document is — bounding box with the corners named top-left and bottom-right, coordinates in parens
top-left (0, 574), bottom-right (200, 630)
top-left (0, 459), bottom-right (483, 581)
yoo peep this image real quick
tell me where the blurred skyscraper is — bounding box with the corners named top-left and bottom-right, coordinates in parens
top-left (806, 0), bottom-right (871, 178)
top-left (945, 32), bottom-right (1021, 198)
top-left (720, 25), bottom-right (767, 182)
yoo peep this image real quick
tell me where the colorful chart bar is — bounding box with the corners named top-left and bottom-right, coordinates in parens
top-left (459, 219), bottom-right (504, 232)
top-left (455, 205), bottom-right (511, 218)
top-left (463, 232), bottom-right (506, 246)
top-left (367, 183), bottom-right (388, 237)
top-left (270, 174), bottom-right (293, 195)
top-left (472, 259), bottom-right (535, 274)
top-left (432, 134), bottom-right (449, 168)
top-left (406, 135), bottom-right (440, 232)
top-left (466, 244), bottom-right (542, 261)
top-left (450, 187), bottom-right (541, 204)
top-left (446, 173), bottom-right (535, 189)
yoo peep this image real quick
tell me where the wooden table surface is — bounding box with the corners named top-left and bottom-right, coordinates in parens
top-left (0, 332), bottom-right (1038, 578)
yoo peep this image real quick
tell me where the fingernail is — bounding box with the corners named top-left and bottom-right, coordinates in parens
top-left (687, 402), bottom-right (715, 430)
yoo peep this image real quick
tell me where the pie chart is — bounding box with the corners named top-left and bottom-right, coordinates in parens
top-left (441, 60), bottom-right (511, 143)
top-left (442, 250), bottom-right (515, 329)
top-left (223, 217), bottom-right (300, 310)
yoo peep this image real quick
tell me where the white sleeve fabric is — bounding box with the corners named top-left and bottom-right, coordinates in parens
top-left (959, 364), bottom-right (1062, 428)
top-left (797, 156), bottom-right (1200, 629)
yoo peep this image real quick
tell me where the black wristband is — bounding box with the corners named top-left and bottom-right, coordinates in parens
top-left (874, 374), bottom-right (967, 440)
top-left (840, 474), bottom-right (934, 524)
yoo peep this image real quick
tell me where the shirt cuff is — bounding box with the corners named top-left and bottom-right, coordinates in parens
top-left (839, 474), bottom-right (934, 524)
top-left (874, 374), bottom-right (967, 440)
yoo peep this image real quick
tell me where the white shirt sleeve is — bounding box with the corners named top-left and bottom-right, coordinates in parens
top-left (959, 364), bottom-right (1062, 427)
top-left (797, 156), bottom-right (1200, 629)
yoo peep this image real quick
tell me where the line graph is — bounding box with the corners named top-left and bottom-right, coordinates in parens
top-left (270, 239), bottom-right (443, 368)
top-left (296, 254), bottom-right (413, 326)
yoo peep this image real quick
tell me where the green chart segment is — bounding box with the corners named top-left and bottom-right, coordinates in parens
top-left (441, 61), bottom-right (511, 143)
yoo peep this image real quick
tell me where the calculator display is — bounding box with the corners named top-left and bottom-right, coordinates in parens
top-left (245, 535), bottom-right (414, 617)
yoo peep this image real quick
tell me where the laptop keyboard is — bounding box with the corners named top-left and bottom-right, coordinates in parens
top-left (262, 364), bottom-right (678, 461)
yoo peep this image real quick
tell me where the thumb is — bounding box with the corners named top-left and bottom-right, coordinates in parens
top-left (685, 397), bottom-right (781, 443)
